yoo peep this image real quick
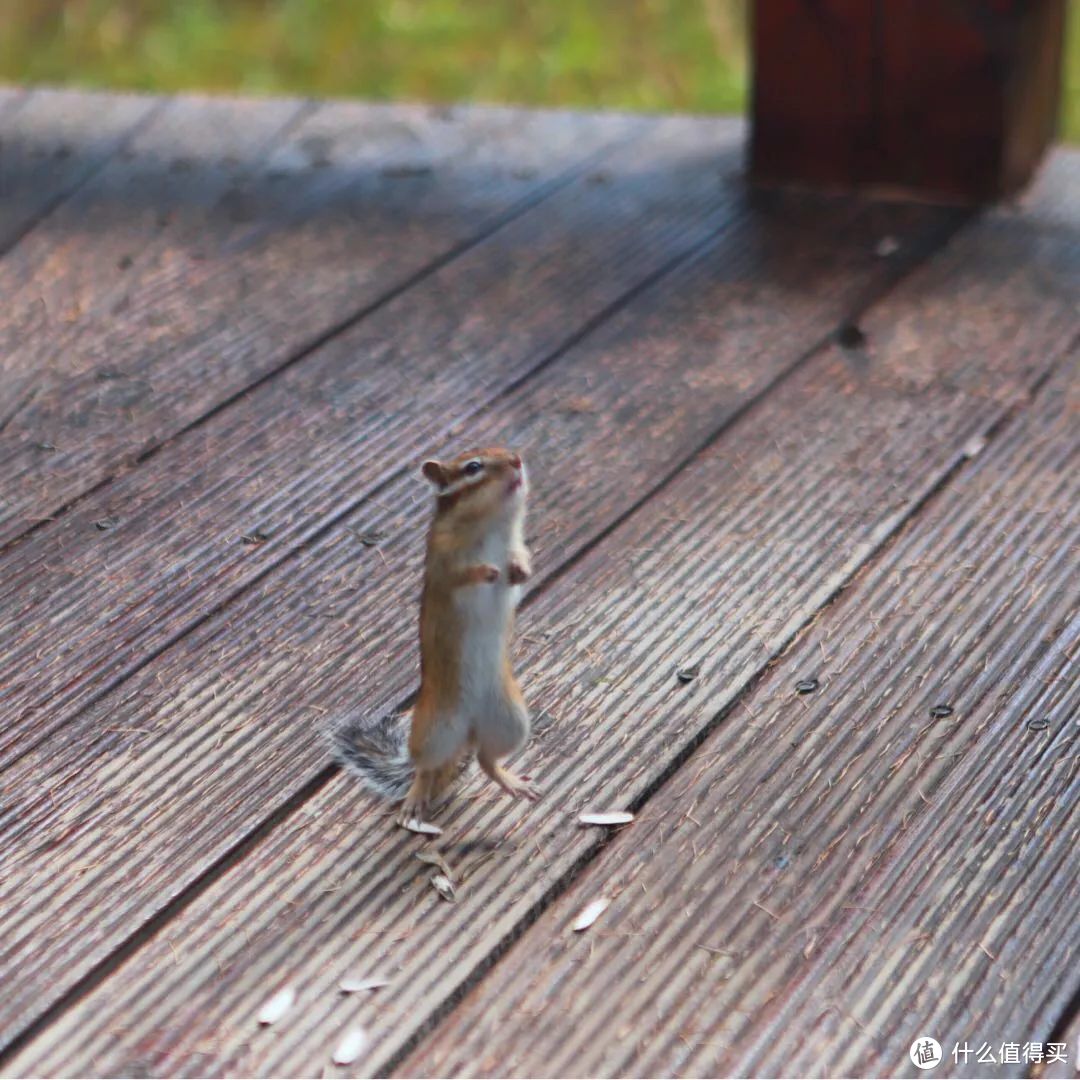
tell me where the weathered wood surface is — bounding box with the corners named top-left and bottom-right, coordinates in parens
top-left (0, 91), bottom-right (1077, 1078)
top-left (403, 358), bottom-right (1079, 1080)
top-left (0, 97), bottom-right (638, 547)
top-left (0, 113), bottom-right (774, 768)
top-left (5, 144), bottom-right (1079, 1076)
top-left (0, 171), bottom-right (952, 1051)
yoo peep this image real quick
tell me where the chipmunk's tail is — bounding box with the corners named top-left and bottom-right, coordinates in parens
top-left (328, 710), bottom-right (413, 800)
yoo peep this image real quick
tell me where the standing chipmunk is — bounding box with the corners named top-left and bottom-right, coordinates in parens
top-left (331, 446), bottom-right (540, 825)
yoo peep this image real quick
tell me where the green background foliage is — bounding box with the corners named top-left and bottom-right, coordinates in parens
top-left (0, 1), bottom-right (1076, 140)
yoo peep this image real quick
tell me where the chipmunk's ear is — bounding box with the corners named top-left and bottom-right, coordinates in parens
top-left (421, 459), bottom-right (447, 488)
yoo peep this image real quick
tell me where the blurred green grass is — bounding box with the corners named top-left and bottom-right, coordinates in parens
top-left (0, 0), bottom-right (1076, 140)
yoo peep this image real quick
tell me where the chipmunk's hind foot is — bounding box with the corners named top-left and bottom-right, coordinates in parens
top-left (396, 805), bottom-right (429, 828)
top-left (396, 759), bottom-right (463, 827)
top-left (479, 753), bottom-right (541, 802)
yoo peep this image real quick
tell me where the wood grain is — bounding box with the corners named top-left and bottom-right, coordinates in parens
top-left (0, 97), bottom-right (638, 546)
top-left (3, 148), bottom-right (1076, 1076)
top-left (0, 182), bottom-right (951, 1053)
top-left (402, 357), bottom-right (1079, 1080)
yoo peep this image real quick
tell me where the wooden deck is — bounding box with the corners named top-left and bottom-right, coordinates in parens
top-left (0, 88), bottom-right (1076, 1079)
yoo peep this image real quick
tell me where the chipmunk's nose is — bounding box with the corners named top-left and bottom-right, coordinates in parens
top-left (509, 452), bottom-right (522, 470)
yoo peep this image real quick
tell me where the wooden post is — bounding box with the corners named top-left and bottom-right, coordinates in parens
top-left (750, 0), bottom-right (1066, 202)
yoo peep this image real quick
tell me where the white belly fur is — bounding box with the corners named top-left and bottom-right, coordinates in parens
top-left (456, 530), bottom-right (513, 697)
top-left (454, 529), bottom-right (526, 750)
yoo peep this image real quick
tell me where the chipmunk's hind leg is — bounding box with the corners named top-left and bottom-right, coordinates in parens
top-left (473, 682), bottom-right (539, 804)
top-left (475, 694), bottom-right (540, 803)
top-left (400, 708), bottom-right (469, 826)
top-left (397, 769), bottom-right (434, 826)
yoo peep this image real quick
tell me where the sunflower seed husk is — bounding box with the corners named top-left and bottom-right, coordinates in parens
top-left (338, 975), bottom-right (390, 994)
top-left (573, 897), bottom-right (610, 932)
top-left (430, 873), bottom-right (456, 901)
top-left (676, 663), bottom-right (700, 683)
top-left (332, 1028), bottom-right (369, 1065)
top-left (257, 987), bottom-right (295, 1026)
top-left (578, 811), bottom-right (634, 827)
top-left (401, 818), bottom-right (442, 836)
top-left (963, 434), bottom-right (988, 459)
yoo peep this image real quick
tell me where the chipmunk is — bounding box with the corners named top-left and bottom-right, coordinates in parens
top-left (331, 446), bottom-right (540, 826)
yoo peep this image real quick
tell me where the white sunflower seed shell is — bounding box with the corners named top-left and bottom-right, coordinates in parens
top-left (332, 1028), bottom-right (369, 1065)
top-left (402, 818), bottom-right (443, 836)
top-left (578, 811), bottom-right (634, 826)
top-left (963, 434), bottom-right (988, 459)
top-left (339, 975), bottom-right (390, 994)
top-left (573, 897), bottom-right (610, 932)
top-left (257, 987), bottom-right (295, 1025)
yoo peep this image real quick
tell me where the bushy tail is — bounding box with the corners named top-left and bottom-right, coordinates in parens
top-left (328, 710), bottom-right (413, 800)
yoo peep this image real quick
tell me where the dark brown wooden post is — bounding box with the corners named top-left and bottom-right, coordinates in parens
top-left (750, 0), bottom-right (1066, 202)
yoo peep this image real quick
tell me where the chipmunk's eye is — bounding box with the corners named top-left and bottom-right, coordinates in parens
top-left (463, 460), bottom-right (484, 477)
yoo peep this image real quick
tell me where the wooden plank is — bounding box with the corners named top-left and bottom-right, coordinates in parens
top-left (402, 358), bottom-right (1080, 1080)
top-left (2, 153), bottom-right (1076, 1075)
top-left (751, 0), bottom-right (1066, 202)
top-left (0, 121), bottom-right (946, 770)
top-left (0, 88), bottom-right (156, 257)
top-left (0, 186), bottom-right (952, 1053)
top-left (0, 97), bottom-right (639, 547)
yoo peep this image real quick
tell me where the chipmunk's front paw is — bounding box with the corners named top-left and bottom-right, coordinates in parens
top-left (454, 563), bottom-right (501, 588)
top-left (507, 556), bottom-right (532, 585)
